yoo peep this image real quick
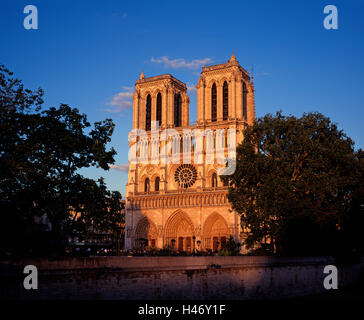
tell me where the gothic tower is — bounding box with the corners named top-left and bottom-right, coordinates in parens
top-left (132, 73), bottom-right (190, 131)
top-left (196, 53), bottom-right (255, 126)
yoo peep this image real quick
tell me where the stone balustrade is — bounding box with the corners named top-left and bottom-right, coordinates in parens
top-left (127, 188), bottom-right (229, 210)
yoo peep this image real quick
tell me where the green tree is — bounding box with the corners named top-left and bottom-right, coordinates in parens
top-left (218, 236), bottom-right (241, 256)
top-left (69, 177), bottom-right (125, 249)
top-left (338, 149), bottom-right (364, 259)
top-left (0, 64), bottom-right (124, 257)
top-left (222, 111), bottom-right (363, 256)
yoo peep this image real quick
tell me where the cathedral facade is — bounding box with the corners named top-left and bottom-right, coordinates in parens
top-left (125, 54), bottom-right (255, 252)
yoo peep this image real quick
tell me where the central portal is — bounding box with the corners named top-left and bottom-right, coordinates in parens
top-left (164, 210), bottom-right (195, 252)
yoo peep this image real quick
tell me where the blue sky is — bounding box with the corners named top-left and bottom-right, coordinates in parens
top-left (1, 0), bottom-right (364, 196)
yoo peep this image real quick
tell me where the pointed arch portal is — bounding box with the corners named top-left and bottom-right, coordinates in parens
top-left (164, 210), bottom-right (195, 252)
top-left (203, 212), bottom-right (229, 251)
top-left (134, 216), bottom-right (158, 248)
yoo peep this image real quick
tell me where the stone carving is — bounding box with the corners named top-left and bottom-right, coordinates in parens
top-left (158, 225), bottom-right (163, 237)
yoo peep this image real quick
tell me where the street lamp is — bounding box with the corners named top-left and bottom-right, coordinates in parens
top-left (197, 240), bottom-right (201, 252)
top-left (171, 239), bottom-right (176, 250)
top-left (192, 236), bottom-right (196, 255)
top-left (116, 227), bottom-right (122, 256)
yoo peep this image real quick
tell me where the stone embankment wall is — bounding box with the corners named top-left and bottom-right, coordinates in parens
top-left (1, 256), bottom-right (363, 300)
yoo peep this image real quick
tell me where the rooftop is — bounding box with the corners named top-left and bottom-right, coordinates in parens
top-left (135, 73), bottom-right (186, 88)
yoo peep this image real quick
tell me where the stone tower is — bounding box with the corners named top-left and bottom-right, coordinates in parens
top-left (132, 73), bottom-right (190, 131)
top-left (197, 53), bottom-right (255, 126)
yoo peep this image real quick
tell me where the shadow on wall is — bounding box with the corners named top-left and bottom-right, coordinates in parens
top-left (1, 255), bottom-right (364, 300)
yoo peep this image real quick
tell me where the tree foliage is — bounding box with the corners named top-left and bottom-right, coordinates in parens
top-left (217, 236), bottom-right (241, 256)
top-left (222, 111), bottom-right (364, 256)
top-left (0, 65), bottom-right (124, 257)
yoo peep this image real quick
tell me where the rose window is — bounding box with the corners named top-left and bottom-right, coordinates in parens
top-left (174, 164), bottom-right (197, 188)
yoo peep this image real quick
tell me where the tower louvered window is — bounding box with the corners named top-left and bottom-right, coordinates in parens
top-left (223, 81), bottom-right (228, 120)
top-left (145, 94), bottom-right (151, 131)
top-left (174, 93), bottom-right (181, 127)
top-left (156, 92), bottom-right (162, 125)
top-left (243, 82), bottom-right (247, 119)
top-left (211, 83), bottom-right (217, 122)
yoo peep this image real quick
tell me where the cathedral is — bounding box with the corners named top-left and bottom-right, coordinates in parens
top-left (124, 54), bottom-right (256, 252)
